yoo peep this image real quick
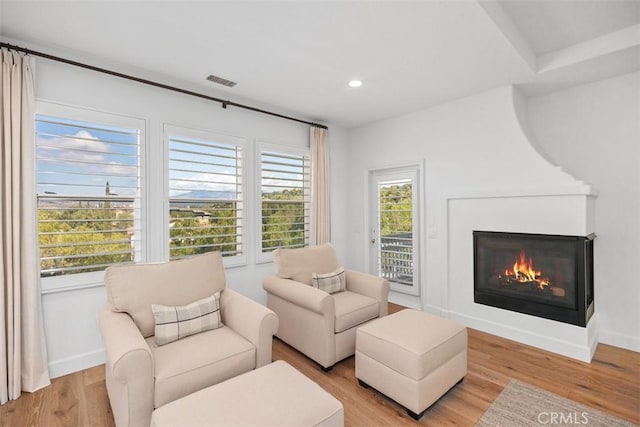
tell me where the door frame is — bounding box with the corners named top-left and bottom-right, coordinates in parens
top-left (365, 161), bottom-right (425, 297)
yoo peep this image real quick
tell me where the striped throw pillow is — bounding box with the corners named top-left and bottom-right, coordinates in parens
top-left (311, 266), bottom-right (346, 294)
top-left (152, 291), bottom-right (222, 346)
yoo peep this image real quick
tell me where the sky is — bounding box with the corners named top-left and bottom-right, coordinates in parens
top-left (36, 114), bottom-right (308, 200)
top-left (36, 114), bottom-right (139, 197)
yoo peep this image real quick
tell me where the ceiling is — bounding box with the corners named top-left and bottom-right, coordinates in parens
top-left (499, 0), bottom-right (639, 54)
top-left (1, 1), bottom-right (638, 128)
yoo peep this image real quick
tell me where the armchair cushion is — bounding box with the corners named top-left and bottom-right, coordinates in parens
top-left (312, 266), bottom-right (346, 294)
top-left (106, 252), bottom-right (226, 337)
top-left (274, 243), bottom-right (340, 285)
top-left (333, 291), bottom-right (380, 333)
top-left (148, 325), bottom-right (256, 408)
top-left (263, 275), bottom-right (334, 315)
top-left (152, 291), bottom-right (222, 346)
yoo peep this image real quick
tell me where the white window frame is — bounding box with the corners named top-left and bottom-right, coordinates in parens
top-left (163, 124), bottom-right (248, 268)
top-left (36, 100), bottom-right (148, 293)
top-left (255, 141), bottom-right (310, 264)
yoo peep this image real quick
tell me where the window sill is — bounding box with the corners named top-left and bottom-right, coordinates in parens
top-left (40, 256), bottom-right (251, 295)
top-left (41, 271), bottom-right (105, 295)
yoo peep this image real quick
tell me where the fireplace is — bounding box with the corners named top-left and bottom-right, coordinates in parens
top-left (473, 231), bottom-right (594, 327)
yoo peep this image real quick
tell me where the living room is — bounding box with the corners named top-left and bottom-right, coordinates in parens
top-left (0, 1), bottom-right (638, 425)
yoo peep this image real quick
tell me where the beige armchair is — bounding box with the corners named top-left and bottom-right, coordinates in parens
top-left (263, 243), bottom-right (389, 370)
top-left (98, 252), bottom-right (279, 427)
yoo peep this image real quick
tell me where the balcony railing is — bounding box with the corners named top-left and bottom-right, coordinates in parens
top-left (380, 232), bottom-right (413, 286)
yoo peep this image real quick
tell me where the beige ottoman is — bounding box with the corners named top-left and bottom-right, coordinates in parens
top-left (151, 360), bottom-right (344, 426)
top-left (355, 309), bottom-right (467, 420)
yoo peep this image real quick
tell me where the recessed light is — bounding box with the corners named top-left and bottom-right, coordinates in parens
top-left (348, 80), bottom-right (363, 88)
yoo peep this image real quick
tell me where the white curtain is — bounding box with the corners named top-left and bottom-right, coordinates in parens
top-left (0, 48), bottom-right (51, 404)
top-left (310, 126), bottom-right (331, 245)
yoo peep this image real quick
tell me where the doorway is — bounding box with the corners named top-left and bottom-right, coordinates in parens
top-left (369, 166), bottom-right (421, 296)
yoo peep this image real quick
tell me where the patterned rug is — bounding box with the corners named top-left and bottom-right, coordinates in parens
top-left (476, 380), bottom-right (636, 426)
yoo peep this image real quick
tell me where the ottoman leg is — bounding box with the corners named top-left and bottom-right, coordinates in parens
top-left (322, 365), bottom-right (334, 373)
top-left (357, 379), bottom-right (370, 389)
top-left (407, 408), bottom-right (427, 421)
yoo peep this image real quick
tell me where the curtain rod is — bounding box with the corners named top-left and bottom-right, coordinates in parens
top-left (0, 42), bottom-right (328, 130)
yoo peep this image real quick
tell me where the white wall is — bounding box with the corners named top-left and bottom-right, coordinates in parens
top-left (527, 72), bottom-right (640, 351)
top-left (346, 85), bottom-right (584, 299)
top-left (345, 84), bottom-right (613, 361)
top-left (34, 58), bottom-right (349, 377)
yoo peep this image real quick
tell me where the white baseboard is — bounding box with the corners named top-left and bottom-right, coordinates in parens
top-left (48, 348), bottom-right (106, 379)
top-left (388, 292), bottom-right (422, 310)
top-left (446, 309), bottom-right (597, 363)
top-left (422, 303), bottom-right (443, 316)
top-left (598, 329), bottom-right (640, 353)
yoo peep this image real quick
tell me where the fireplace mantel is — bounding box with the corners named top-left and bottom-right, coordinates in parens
top-left (441, 192), bottom-right (598, 362)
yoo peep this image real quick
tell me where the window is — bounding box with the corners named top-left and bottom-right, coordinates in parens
top-left (167, 128), bottom-right (245, 263)
top-left (36, 112), bottom-right (142, 278)
top-left (35, 104), bottom-right (307, 286)
top-left (259, 146), bottom-right (310, 258)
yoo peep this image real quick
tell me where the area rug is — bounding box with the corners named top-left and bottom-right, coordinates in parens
top-left (476, 380), bottom-right (636, 426)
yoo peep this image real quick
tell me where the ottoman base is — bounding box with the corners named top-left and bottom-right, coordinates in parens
top-left (151, 360), bottom-right (344, 426)
top-left (355, 350), bottom-right (466, 419)
top-left (358, 377), bottom-right (465, 420)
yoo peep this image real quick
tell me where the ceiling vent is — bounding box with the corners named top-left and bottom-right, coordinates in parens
top-left (206, 74), bottom-right (237, 88)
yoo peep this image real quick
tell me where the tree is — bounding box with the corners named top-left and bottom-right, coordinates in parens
top-left (169, 201), bottom-right (239, 258)
top-left (379, 184), bottom-right (412, 235)
top-left (38, 199), bottom-right (133, 276)
top-left (39, 186), bottom-right (312, 276)
top-left (261, 189), bottom-right (305, 251)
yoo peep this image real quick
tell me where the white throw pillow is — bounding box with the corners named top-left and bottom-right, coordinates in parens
top-left (311, 266), bottom-right (346, 294)
top-left (152, 291), bottom-right (222, 346)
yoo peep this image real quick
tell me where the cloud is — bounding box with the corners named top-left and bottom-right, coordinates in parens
top-left (37, 130), bottom-right (139, 197)
top-left (37, 130), bottom-right (113, 163)
top-left (37, 130), bottom-right (136, 173)
top-left (169, 172), bottom-right (237, 196)
top-left (95, 162), bottom-right (138, 176)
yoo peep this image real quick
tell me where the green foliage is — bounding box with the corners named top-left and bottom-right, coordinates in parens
top-left (379, 184), bottom-right (412, 236)
top-left (170, 202), bottom-right (239, 259)
top-left (38, 204), bottom-right (133, 276)
top-left (261, 189), bottom-right (306, 251)
top-left (39, 188), bottom-right (309, 276)
top-left (378, 183), bottom-right (414, 285)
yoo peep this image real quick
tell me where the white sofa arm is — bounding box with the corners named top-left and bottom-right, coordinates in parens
top-left (220, 289), bottom-right (279, 368)
top-left (263, 275), bottom-right (335, 315)
top-left (97, 305), bottom-right (154, 427)
top-left (345, 270), bottom-right (390, 316)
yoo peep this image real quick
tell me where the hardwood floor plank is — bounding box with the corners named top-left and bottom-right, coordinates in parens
top-left (1, 303), bottom-right (638, 426)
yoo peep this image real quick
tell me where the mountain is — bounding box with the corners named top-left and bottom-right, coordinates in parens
top-left (173, 190), bottom-right (237, 200)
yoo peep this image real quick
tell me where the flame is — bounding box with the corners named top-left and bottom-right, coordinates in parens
top-left (499, 250), bottom-right (549, 289)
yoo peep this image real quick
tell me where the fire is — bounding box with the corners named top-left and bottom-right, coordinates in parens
top-left (499, 250), bottom-right (549, 289)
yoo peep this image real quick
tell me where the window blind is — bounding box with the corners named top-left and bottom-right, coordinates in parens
top-left (168, 136), bottom-right (243, 259)
top-left (36, 114), bottom-right (141, 276)
top-left (260, 150), bottom-right (310, 252)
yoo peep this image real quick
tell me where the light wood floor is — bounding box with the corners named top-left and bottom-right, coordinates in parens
top-left (2, 304), bottom-right (639, 426)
